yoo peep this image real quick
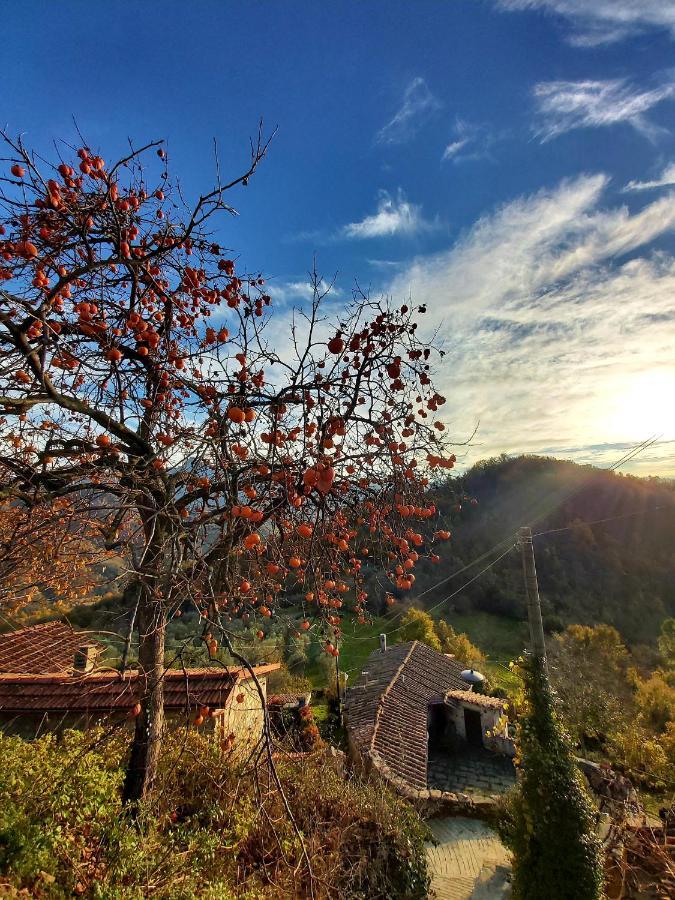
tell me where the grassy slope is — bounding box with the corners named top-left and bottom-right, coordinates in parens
top-left (320, 608), bottom-right (528, 695)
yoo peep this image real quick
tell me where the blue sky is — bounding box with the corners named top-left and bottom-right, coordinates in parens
top-left (5, 0), bottom-right (675, 474)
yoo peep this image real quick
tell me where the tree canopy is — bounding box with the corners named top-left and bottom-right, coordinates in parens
top-left (0, 132), bottom-right (456, 801)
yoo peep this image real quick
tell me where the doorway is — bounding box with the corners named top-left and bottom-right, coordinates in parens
top-left (463, 708), bottom-right (483, 748)
top-left (428, 703), bottom-right (448, 752)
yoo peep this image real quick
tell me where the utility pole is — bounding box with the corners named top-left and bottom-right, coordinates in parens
top-left (334, 647), bottom-right (341, 702)
top-left (518, 526), bottom-right (547, 666)
top-left (334, 640), bottom-right (344, 726)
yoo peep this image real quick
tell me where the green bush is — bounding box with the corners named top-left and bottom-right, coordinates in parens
top-left (498, 656), bottom-right (604, 900)
top-left (0, 727), bottom-right (429, 899)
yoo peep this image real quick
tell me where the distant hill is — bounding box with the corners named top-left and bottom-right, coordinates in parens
top-left (16, 454), bottom-right (675, 654)
top-left (405, 455), bottom-right (675, 645)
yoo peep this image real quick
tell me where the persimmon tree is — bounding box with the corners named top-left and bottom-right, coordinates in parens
top-left (0, 497), bottom-right (105, 614)
top-left (0, 131), bottom-right (456, 804)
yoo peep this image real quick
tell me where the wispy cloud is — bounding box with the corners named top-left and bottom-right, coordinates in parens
top-left (533, 78), bottom-right (675, 140)
top-left (623, 162), bottom-right (675, 192)
top-left (441, 118), bottom-right (501, 163)
top-left (375, 77), bottom-right (441, 145)
top-left (496, 0), bottom-right (675, 46)
top-left (268, 278), bottom-right (343, 304)
top-left (384, 175), bottom-right (675, 474)
top-left (341, 190), bottom-right (440, 239)
top-left (442, 139), bottom-right (470, 162)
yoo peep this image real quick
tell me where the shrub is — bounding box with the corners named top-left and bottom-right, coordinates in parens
top-left (498, 655), bottom-right (604, 900)
top-left (435, 620), bottom-right (485, 668)
top-left (0, 727), bottom-right (429, 899)
top-left (296, 704), bottom-right (323, 752)
top-left (267, 665), bottom-right (312, 697)
top-left (606, 725), bottom-right (670, 789)
top-left (398, 608), bottom-right (440, 650)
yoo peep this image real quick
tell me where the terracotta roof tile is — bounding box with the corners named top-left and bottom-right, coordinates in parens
top-left (344, 641), bottom-right (468, 789)
top-left (445, 689), bottom-right (506, 710)
top-left (0, 621), bottom-right (102, 674)
top-left (0, 664), bottom-right (280, 713)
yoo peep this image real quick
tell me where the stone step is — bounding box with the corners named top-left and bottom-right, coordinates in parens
top-left (429, 873), bottom-right (476, 900)
top-left (425, 817), bottom-right (512, 900)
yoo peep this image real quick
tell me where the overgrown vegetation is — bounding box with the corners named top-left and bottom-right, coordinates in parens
top-left (549, 621), bottom-right (675, 789)
top-left (498, 655), bottom-right (604, 900)
top-left (0, 728), bottom-right (430, 899)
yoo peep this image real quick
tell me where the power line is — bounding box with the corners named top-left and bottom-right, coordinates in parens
top-left (345, 435), bottom-right (662, 644)
top-left (533, 506), bottom-right (668, 539)
top-left (523, 435), bottom-right (661, 536)
top-left (340, 544), bottom-right (517, 671)
top-left (344, 536), bottom-right (518, 643)
top-left (382, 543), bottom-right (516, 639)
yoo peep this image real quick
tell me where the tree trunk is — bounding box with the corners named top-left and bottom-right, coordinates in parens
top-left (122, 590), bottom-right (166, 808)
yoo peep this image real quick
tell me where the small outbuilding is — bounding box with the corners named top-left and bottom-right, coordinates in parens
top-left (344, 639), bottom-right (514, 793)
top-left (0, 621), bottom-right (279, 755)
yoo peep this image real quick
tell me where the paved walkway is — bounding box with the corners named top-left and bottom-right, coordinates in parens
top-left (428, 749), bottom-right (516, 799)
top-left (425, 817), bottom-right (512, 900)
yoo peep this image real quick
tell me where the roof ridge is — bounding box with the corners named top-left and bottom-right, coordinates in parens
top-left (368, 640), bottom-right (418, 755)
top-left (2, 620), bottom-right (72, 635)
top-left (0, 662), bottom-right (281, 682)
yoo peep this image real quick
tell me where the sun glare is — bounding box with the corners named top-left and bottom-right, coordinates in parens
top-left (605, 369), bottom-right (675, 443)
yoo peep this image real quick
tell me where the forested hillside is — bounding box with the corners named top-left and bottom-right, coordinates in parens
top-left (405, 455), bottom-right (675, 645)
top-left (63, 455), bottom-right (675, 654)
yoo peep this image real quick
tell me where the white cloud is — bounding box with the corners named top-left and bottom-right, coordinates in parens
top-left (497, 1), bottom-right (675, 46)
top-left (269, 278), bottom-right (343, 303)
top-left (623, 162), bottom-right (675, 192)
top-left (341, 190), bottom-right (439, 239)
top-left (533, 79), bottom-right (675, 141)
top-left (384, 175), bottom-right (675, 475)
top-left (442, 139), bottom-right (470, 161)
top-left (441, 118), bottom-right (501, 164)
top-left (375, 77), bottom-right (441, 145)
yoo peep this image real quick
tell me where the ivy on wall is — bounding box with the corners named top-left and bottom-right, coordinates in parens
top-left (498, 655), bottom-right (604, 900)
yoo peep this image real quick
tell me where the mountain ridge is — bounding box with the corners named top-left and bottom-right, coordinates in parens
top-left (408, 454), bottom-right (675, 644)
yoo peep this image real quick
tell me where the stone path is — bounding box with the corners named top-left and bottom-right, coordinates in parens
top-left (428, 749), bottom-right (516, 799)
top-left (425, 817), bottom-right (512, 900)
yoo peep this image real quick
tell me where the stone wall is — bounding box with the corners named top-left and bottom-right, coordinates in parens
top-left (484, 733), bottom-right (516, 757)
top-left (216, 674), bottom-right (267, 758)
top-left (347, 743), bottom-right (504, 821)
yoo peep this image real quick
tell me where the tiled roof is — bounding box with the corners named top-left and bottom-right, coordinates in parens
top-left (344, 641), bottom-right (467, 789)
top-left (268, 693), bottom-right (309, 708)
top-left (0, 664), bottom-right (280, 714)
top-left (0, 621), bottom-right (102, 674)
top-left (445, 689), bottom-right (506, 710)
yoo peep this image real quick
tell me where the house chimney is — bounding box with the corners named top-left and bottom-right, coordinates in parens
top-left (73, 644), bottom-right (97, 673)
top-left (379, 633), bottom-right (387, 653)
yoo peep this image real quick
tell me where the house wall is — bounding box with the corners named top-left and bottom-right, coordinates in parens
top-left (448, 702), bottom-right (468, 740)
top-left (216, 675), bottom-right (267, 758)
top-left (0, 675), bottom-right (268, 757)
top-left (447, 700), bottom-right (511, 752)
top-left (0, 709), bottom-right (200, 738)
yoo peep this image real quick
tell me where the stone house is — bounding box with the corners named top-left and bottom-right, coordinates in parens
top-left (0, 620), bottom-right (279, 754)
top-left (344, 639), bottom-right (514, 795)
